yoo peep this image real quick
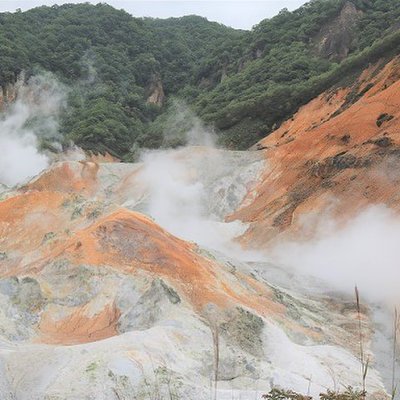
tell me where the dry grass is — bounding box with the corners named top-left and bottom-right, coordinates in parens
top-left (355, 286), bottom-right (368, 399)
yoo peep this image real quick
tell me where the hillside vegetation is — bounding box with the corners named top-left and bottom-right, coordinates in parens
top-left (1, 0), bottom-right (400, 157)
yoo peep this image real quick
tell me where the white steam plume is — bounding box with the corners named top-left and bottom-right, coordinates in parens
top-left (134, 100), bottom-right (400, 304)
top-left (0, 74), bottom-right (65, 187)
top-left (136, 103), bottom-right (262, 259)
top-left (138, 148), bottom-right (247, 253)
top-left (269, 205), bottom-right (400, 305)
top-left (161, 100), bottom-right (215, 148)
top-left (268, 205), bottom-right (400, 393)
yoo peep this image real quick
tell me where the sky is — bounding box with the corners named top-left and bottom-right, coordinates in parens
top-left (0, 0), bottom-right (308, 30)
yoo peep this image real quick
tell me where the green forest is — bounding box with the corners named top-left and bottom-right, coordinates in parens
top-left (1, 0), bottom-right (400, 158)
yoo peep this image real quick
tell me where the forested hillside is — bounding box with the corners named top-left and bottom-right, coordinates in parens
top-left (192, 0), bottom-right (400, 147)
top-left (1, 0), bottom-right (400, 157)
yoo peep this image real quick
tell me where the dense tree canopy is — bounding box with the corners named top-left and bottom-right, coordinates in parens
top-left (0, 0), bottom-right (400, 156)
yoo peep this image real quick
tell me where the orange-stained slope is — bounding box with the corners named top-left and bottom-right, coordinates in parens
top-left (38, 302), bottom-right (121, 345)
top-left (3, 56), bottom-right (394, 346)
top-left (35, 209), bottom-right (284, 317)
top-left (0, 190), bottom-right (296, 345)
top-left (229, 56), bottom-right (400, 247)
top-left (25, 161), bottom-right (99, 195)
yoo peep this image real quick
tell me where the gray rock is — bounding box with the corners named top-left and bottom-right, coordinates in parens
top-left (118, 278), bottom-right (181, 333)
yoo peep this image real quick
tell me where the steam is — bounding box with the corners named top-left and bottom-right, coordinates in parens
top-left (136, 103), bottom-right (259, 259)
top-left (267, 204), bottom-right (400, 392)
top-left (0, 74), bottom-right (65, 187)
top-left (57, 145), bottom-right (86, 162)
top-left (135, 99), bottom-right (400, 308)
top-left (160, 100), bottom-right (216, 148)
top-left (269, 205), bottom-right (400, 304)
top-left (138, 149), bottom-right (247, 253)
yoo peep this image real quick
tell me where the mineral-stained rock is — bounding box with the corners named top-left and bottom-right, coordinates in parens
top-left (232, 55), bottom-right (400, 247)
top-left (0, 135), bottom-right (390, 398)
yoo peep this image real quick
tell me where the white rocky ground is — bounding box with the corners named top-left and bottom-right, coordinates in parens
top-left (0, 146), bottom-right (392, 399)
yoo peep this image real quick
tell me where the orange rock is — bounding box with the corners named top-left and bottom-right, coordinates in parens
top-left (40, 209), bottom-right (284, 318)
top-left (38, 302), bottom-right (120, 345)
top-left (24, 161), bottom-right (99, 196)
top-left (230, 56), bottom-right (400, 247)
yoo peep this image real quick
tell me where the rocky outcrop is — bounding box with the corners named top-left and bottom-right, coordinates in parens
top-left (0, 82), bottom-right (18, 109)
top-left (314, 1), bottom-right (363, 60)
top-left (146, 73), bottom-right (165, 106)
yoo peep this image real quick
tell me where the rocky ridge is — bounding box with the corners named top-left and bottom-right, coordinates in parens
top-left (232, 56), bottom-right (400, 248)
